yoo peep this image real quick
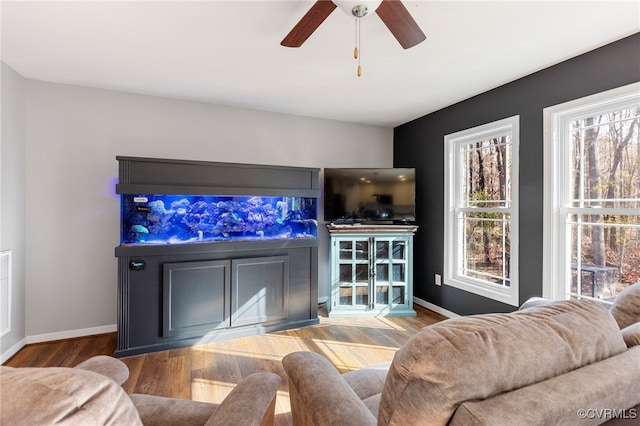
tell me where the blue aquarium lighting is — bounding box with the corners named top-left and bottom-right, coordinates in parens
top-left (120, 194), bottom-right (318, 245)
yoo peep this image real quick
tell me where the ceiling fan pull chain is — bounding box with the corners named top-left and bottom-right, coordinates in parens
top-left (354, 17), bottom-right (359, 59)
top-left (356, 17), bottom-right (362, 77)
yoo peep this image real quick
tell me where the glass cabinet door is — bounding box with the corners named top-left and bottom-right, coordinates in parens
top-left (374, 238), bottom-right (408, 307)
top-left (336, 239), bottom-right (370, 308)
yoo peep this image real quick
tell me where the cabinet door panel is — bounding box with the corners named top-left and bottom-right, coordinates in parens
top-left (162, 260), bottom-right (230, 337)
top-left (232, 256), bottom-right (289, 327)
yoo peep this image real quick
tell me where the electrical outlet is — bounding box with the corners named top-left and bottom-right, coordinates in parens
top-left (435, 273), bottom-right (442, 286)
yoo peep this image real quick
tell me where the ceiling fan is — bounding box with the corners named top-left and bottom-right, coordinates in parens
top-left (281, 0), bottom-right (426, 49)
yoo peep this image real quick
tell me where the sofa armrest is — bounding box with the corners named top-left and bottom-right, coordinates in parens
top-left (205, 372), bottom-right (280, 426)
top-left (74, 355), bottom-right (130, 385)
top-left (132, 372), bottom-right (280, 426)
top-left (1, 366), bottom-right (142, 425)
top-left (282, 351), bottom-right (377, 426)
top-left (518, 297), bottom-right (553, 310)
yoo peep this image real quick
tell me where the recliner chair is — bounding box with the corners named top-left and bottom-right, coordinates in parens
top-left (1, 355), bottom-right (280, 426)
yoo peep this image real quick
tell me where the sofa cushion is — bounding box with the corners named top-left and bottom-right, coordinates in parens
top-left (0, 366), bottom-right (142, 425)
top-left (362, 393), bottom-right (382, 417)
top-left (450, 345), bottom-right (640, 426)
top-left (130, 393), bottom-right (218, 426)
top-left (378, 300), bottom-right (627, 426)
top-left (622, 322), bottom-right (640, 347)
top-left (341, 362), bottom-right (389, 418)
top-left (341, 361), bottom-right (390, 400)
top-left (610, 282), bottom-right (640, 329)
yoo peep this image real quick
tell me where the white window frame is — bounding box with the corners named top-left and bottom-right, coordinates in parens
top-left (444, 116), bottom-right (520, 306)
top-left (543, 82), bottom-right (640, 301)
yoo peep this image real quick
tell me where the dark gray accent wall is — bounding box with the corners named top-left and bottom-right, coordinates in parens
top-left (393, 33), bottom-right (640, 316)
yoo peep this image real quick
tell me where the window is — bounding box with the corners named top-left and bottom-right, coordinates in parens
top-left (444, 116), bottom-right (519, 306)
top-left (544, 83), bottom-right (640, 302)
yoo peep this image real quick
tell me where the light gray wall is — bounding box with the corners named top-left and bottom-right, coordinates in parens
top-left (24, 80), bottom-right (392, 340)
top-left (1, 62), bottom-right (27, 361)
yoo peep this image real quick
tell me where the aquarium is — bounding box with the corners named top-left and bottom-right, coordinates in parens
top-left (120, 194), bottom-right (318, 245)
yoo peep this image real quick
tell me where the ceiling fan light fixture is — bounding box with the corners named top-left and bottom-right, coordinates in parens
top-left (333, 0), bottom-right (383, 18)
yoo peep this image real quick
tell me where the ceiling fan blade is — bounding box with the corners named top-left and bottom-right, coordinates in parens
top-left (281, 0), bottom-right (337, 48)
top-left (375, 0), bottom-right (426, 49)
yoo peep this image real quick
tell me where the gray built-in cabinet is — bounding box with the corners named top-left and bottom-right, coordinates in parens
top-left (115, 156), bottom-right (320, 357)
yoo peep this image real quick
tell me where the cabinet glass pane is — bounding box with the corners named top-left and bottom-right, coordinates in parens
top-left (355, 286), bottom-right (369, 306)
top-left (376, 264), bottom-right (389, 281)
top-left (392, 264), bottom-right (405, 282)
top-left (355, 241), bottom-right (369, 260)
top-left (376, 285), bottom-right (389, 304)
top-left (339, 286), bottom-right (352, 305)
top-left (376, 241), bottom-right (389, 259)
top-left (355, 264), bottom-right (369, 282)
top-left (339, 241), bottom-right (352, 260)
top-left (392, 241), bottom-right (406, 260)
top-left (339, 264), bottom-right (352, 282)
top-left (392, 286), bottom-right (405, 304)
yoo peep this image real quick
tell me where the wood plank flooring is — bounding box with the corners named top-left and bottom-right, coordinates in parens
top-left (3, 305), bottom-right (445, 426)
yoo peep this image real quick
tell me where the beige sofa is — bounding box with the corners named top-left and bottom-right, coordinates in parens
top-left (1, 355), bottom-right (280, 426)
top-left (283, 287), bottom-right (640, 426)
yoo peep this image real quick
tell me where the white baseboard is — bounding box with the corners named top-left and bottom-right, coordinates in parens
top-left (1, 337), bottom-right (27, 364)
top-left (25, 324), bottom-right (117, 345)
top-left (413, 297), bottom-right (460, 318)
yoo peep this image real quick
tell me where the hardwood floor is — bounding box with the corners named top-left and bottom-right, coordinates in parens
top-left (3, 305), bottom-right (445, 425)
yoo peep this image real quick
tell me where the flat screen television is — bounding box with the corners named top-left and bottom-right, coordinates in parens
top-left (324, 168), bottom-right (416, 223)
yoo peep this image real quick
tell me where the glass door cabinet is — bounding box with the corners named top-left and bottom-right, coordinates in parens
top-left (328, 225), bottom-right (417, 317)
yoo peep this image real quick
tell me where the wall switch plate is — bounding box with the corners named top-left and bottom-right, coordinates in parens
top-left (435, 273), bottom-right (442, 286)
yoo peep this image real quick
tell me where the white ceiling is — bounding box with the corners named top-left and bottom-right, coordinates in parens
top-left (2, 1), bottom-right (639, 128)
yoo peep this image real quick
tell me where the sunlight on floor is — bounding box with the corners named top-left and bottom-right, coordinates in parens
top-left (191, 334), bottom-right (398, 370)
top-left (191, 378), bottom-right (234, 404)
top-left (115, 306), bottom-right (443, 425)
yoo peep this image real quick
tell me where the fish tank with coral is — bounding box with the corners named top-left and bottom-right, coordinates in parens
top-left (120, 194), bottom-right (318, 245)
